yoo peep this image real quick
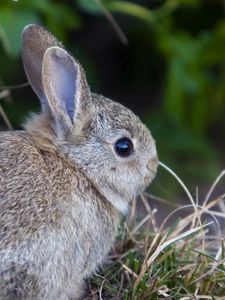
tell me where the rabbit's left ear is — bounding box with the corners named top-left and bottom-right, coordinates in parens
top-left (42, 46), bottom-right (91, 137)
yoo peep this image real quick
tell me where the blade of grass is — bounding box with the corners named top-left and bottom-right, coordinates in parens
top-left (133, 222), bottom-right (213, 294)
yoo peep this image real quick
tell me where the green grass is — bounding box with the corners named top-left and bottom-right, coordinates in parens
top-left (87, 165), bottom-right (225, 299)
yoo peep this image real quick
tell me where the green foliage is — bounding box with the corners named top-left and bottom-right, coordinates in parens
top-left (0, 0), bottom-right (80, 56)
top-left (156, 21), bottom-right (225, 136)
top-left (76, 0), bottom-right (106, 14)
top-left (0, 4), bottom-right (38, 56)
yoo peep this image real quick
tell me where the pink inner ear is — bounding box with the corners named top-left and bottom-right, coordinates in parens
top-left (49, 50), bottom-right (77, 121)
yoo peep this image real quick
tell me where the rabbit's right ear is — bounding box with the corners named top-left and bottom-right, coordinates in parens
top-left (22, 24), bottom-right (63, 111)
top-left (42, 46), bottom-right (91, 139)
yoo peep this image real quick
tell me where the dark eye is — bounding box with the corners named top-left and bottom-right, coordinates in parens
top-left (114, 138), bottom-right (134, 157)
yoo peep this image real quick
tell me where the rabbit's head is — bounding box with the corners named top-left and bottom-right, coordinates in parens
top-left (22, 25), bottom-right (158, 214)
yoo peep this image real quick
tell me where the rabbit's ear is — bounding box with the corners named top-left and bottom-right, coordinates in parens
top-left (42, 46), bottom-right (91, 137)
top-left (22, 24), bottom-right (63, 111)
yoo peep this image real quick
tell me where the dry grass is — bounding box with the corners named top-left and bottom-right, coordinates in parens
top-left (87, 164), bottom-right (225, 299)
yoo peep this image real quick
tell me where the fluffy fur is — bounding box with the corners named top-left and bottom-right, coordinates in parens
top-left (0, 24), bottom-right (158, 299)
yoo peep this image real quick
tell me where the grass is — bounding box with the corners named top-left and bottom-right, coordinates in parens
top-left (86, 164), bottom-right (225, 299)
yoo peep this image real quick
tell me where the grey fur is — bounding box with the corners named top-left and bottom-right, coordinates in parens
top-left (0, 24), bottom-right (158, 299)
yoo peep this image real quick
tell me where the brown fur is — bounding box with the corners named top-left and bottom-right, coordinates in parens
top-left (0, 24), bottom-right (158, 299)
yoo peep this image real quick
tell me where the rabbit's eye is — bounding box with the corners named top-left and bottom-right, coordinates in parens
top-left (115, 138), bottom-right (134, 157)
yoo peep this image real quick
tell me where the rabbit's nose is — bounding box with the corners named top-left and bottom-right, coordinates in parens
top-left (146, 157), bottom-right (158, 174)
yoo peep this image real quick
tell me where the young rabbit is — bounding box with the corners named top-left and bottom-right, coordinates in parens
top-left (0, 24), bottom-right (158, 300)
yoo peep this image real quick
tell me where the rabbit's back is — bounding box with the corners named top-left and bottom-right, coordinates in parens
top-left (0, 131), bottom-right (73, 247)
top-left (0, 131), bottom-right (119, 299)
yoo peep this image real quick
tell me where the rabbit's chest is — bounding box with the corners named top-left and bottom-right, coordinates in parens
top-left (59, 195), bottom-right (119, 275)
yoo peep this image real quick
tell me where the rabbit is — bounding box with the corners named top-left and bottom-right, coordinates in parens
top-left (0, 24), bottom-right (158, 300)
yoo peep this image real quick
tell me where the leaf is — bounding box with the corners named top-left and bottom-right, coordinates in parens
top-left (30, 0), bottom-right (80, 29)
top-left (106, 1), bottom-right (156, 24)
top-left (76, 0), bottom-right (107, 15)
top-left (22, 0), bottom-right (80, 39)
top-left (0, 7), bottom-right (39, 56)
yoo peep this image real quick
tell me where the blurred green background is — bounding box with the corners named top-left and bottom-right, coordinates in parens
top-left (0, 0), bottom-right (224, 198)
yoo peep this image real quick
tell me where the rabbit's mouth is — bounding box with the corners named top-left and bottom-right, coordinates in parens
top-left (144, 158), bottom-right (158, 185)
top-left (144, 173), bottom-right (155, 188)
top-left (143, 169), bottom-right (158, 189)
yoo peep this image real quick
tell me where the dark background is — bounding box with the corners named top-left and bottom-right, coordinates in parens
top-left (0, 0), bottom-right (225, 201)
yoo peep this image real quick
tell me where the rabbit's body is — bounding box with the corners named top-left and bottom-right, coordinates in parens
top-left (0, 24), bottom-right (158, 299)
top-left (0, 130), bottom-right (119, 299)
